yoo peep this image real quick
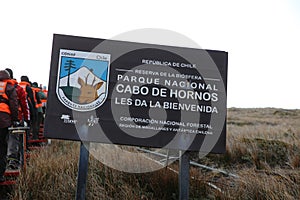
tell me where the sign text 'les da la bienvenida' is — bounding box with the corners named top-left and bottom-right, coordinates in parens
top-left (44, 34), bottom-right (228, 153)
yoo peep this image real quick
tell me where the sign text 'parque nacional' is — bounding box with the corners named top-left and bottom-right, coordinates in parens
top-left (44, 34), bottom-right (228, 153)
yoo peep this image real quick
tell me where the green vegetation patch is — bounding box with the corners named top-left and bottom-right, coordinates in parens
top-left (273, 109), bottom-right (299, 117)
top-left (242, 138), bottom-right (293, 168)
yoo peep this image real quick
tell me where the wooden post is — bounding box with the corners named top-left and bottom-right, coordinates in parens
top-left (179, 150), bottom-right (190, 200)
top-left (76, 141), bottom-right (90, 200)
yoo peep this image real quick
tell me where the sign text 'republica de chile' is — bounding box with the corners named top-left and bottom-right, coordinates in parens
top-left (44, 34), bottom-right (228, 153)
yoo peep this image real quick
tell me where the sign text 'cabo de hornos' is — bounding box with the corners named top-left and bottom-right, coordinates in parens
top-left (44, 34), bottom-right (228, 153)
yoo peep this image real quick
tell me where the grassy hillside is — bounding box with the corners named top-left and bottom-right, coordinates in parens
top-left (3, 108), bottom-right (300, 199)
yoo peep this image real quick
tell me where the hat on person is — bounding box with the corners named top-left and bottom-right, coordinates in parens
top-left (32, 82), bottom-right (39, 87)
top-left (5, 68), bottom-right (13, 79)
top-left (21, 75), bottom-right (30, 83)
top-left (0, 70), bottom-right (10, 80)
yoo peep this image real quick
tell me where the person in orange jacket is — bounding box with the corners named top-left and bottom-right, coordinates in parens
top-left (41, 85), bottom-right (47, 118)
top-left (0, 69), bottom-right (19, 182)
top-left (5, 68), bottom-right (30, 170)
top-left (31, 82), bottom-right (44, 139)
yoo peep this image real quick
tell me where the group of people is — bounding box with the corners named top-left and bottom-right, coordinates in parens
top-left (0, 68), bottom-right (47, 182)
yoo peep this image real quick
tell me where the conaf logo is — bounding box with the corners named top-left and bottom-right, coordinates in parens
top-left (56, 49), bottom-right (110, 111)
top-left (60, 114), bottom-right (78, 124)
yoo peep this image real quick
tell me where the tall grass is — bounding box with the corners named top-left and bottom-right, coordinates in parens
top-left (12, 141), bottom-right (79, 199)
top-left (10, 141), bottom-right (182, 199)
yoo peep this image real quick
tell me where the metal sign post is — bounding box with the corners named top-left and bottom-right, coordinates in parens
top-left (76, 141), bottom-right (90, 200)
top-left (179, 150), bottom-right (190, 200)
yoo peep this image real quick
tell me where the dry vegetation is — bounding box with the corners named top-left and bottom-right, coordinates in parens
top-left (199, 108), bottom-right (300, 199)
top-left (1, 108), bottom-right (299, 199)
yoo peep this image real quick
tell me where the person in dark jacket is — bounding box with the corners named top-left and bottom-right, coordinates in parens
top-left (31, 82), bottom-right (43, 140)
top-left (0, 69), bottom-right (19, 182)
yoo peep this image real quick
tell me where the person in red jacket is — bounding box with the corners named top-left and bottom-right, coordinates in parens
top-left (19, 76), bottom-right (37, 140)
top-left (5, 68), bottom-right (30, 170)
top-left (0, 69), bottom-right (19, 182)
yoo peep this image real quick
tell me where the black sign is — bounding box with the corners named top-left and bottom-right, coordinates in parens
top-left (44, 34), bottom-right (228, 153)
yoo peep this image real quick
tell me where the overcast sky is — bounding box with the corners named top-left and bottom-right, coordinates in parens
top-left (0, 0), bottom-right (299, 109)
